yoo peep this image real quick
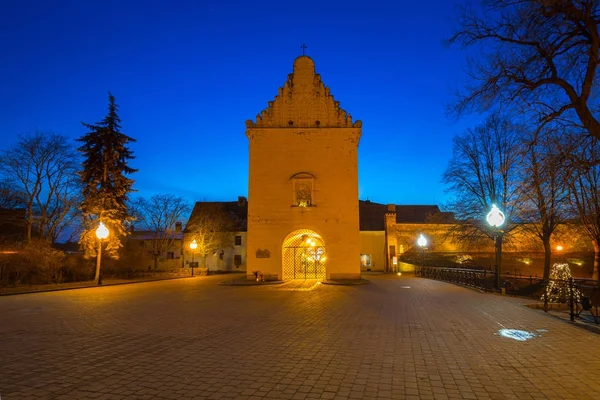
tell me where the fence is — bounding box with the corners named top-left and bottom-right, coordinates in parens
top-left (415, 265), bottom-right (600, 324)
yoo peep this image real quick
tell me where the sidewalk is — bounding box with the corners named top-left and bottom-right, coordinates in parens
top-left (0, 273), bottom-right (194, 296)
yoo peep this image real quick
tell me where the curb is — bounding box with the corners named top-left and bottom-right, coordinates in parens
top-left (321, 279), bottom-right (370, 286)
top-left (0, 275), bottom-right (195, 297)
top-left (219, 279), bottom-right (285, 286)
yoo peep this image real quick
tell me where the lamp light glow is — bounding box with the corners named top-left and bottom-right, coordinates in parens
top-left (556, 245), bottom-right (563, 251)
top-left (486, 204), bottom-right (506, 227)
top-left (96, 222), bottom-right (109, 240)
top-left (190, 239), bottom-right (198, 250)
top-left (417, 234), bottom-right (427, 248)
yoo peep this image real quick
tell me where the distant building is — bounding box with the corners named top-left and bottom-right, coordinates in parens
top-left (183, 198), bottom-right (248, 272)
top-left (182, 198), bottom-right (448, 275)
top-left (183, 55), bottom-right (594, 280)
top-left (126, 226), bottom-right (184, 270)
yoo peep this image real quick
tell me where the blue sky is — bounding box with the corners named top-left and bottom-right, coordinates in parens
top-left (0, 0), bottom-right (481, 206)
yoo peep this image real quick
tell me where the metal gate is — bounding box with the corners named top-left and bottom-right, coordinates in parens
top-left (283, 245), bottom-right (326, 280)
top-left (282, 230), bottom-right (326, 280)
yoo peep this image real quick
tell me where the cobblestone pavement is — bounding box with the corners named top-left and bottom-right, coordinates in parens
top-left (1, 275), bottom-right (599, 400)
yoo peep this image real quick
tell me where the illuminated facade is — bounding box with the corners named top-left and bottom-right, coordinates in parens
top-left (245, 55), bottom-right (362, 281)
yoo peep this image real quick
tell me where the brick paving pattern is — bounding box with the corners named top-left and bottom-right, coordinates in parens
top-left (1, 275), bottom-right (599, 399)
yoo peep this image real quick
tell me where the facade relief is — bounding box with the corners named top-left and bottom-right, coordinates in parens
top-left (245, 56), bottom-right (361, 131)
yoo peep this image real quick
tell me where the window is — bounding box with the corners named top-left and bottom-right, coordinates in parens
top-left (360, 254), bottom-right (372, 268)
top-left (234, 255), bottom-right (242, 266)
top-left (166, 252), bottom-right (175, 259)
top-left (219, 251), bottom-right (224, 260)
top-left (235, 235), bottom-right (242, 246)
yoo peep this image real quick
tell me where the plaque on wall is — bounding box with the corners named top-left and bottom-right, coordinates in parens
top-left (256, 249), bottom-right (271, 258)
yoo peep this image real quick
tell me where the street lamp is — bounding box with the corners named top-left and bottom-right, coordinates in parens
top-left (486, 204), bottom-right (506, 289)
top-left (189, 239), bottom-right (198, 276)
top-left (95, 222), bottom-right (109, 285)
top-left (417, 234), bottom-right (427, 271)
top-left (556, 245), bottom-right (564, 263)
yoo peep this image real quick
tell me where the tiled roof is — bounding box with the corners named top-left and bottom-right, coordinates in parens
top-left (129, 230), bottom-right (183, 241)
top-left (359, 201), bottom-right (453, 231)
top-left (185, 200), bottom-right (248, 233)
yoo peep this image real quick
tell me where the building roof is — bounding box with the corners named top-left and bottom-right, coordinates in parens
top-left (185, 199), bottom-right (248, 233)
top-left (183, 199), bottom-right (451, 234)
top-left (359, 201), bottom-right (454, 231)
top-left (128, 230), bottom-right (183, 241)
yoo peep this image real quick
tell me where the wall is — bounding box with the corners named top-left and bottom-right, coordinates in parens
top-left (390, 222), bottom-right (596, 277)
top-left (359, 231), bottom-right (385, 272)
top-left (183, 232), bottom-right (247, 272)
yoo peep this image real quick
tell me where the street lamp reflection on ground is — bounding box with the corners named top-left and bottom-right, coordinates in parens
top-left (95, 222), bottom-right (109, 285)
top-left (417, 234), bottom-right (427, 270)
top-left (486, 204), bottom-right (506, 289)
top-left (189, 239), bottom-right (198, 276)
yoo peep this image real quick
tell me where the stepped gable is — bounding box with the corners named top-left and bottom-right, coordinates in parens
top-left (245, 56), bottom-right (362, 129)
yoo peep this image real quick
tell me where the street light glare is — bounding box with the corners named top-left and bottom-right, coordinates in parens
top-left (417, 234), bottom-right (427, 248)
top-left (486, 204), bottom-right (506, 227)
top-left (95, 222), bottom-right (109, 239)
top-left (190, 239), bottom-right (198, 250)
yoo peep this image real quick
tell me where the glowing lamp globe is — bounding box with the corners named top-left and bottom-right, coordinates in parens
top-left (417, 234), bottom-right (427, 248)
top-left (190, 239), bottom-right (198, 250)
top-left (556, 245), bottom-right (563, 251)
top-left (486, 204), bottom-right (505, 228)
top-left (95, 222), bottom-right (109, 240)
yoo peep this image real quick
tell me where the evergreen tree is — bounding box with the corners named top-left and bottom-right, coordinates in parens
top-left (77, 93), bottom-right (137, 266)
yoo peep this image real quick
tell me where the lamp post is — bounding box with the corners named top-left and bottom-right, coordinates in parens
top-left (486, 204), bottom-right (506, 289)
top-left (417, 234), bottom-right (427, 272)
top-left (189, 239), bottom-right (198, 276)
top-left (95, 222), bottom-right (109, 285)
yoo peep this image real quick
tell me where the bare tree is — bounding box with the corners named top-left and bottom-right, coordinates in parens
top-left (0, 132), bottom-right (80, 243)
top-left (567, 136), bottom-right (600, 280)
top-left (450, 1), bottom-right (600, 141)
top-left (133, 194), bottom-right (191, 270)
top-left (185, 202), bottom-right (236, 269)
top-left (514, 127), bottom-right (571, 280)
top-left (443, 113), bottom-right (523, 237)
top-left (443, 113), bottom-right (524, 285)
top-left (0, 180), bottom-right (25, 209)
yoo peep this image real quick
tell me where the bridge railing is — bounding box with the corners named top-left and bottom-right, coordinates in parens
top-left (415, 265), bottom-right (600, 324)
top-left (414, 265), bottom-right (493, 291)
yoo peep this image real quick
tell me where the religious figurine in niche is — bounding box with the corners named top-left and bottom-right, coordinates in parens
top-left (295, 181), bottom-right (312, 207)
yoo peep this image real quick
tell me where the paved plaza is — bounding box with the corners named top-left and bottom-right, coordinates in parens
top-left (1, 275), bottom-right (599, 400)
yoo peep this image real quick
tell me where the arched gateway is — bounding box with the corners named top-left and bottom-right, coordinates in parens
top-left (282, 229), bottom-right (326, 280)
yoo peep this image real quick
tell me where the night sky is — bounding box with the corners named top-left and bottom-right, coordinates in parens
top-left (0, 0), bottom-right (481, 206)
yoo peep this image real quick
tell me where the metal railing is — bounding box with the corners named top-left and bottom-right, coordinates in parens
top-left (415, 265), bottom-right (600, 324)
top-left (542, 277), bottom-right (600, 324)
top-left (414, 265), bottom-right (493, 290)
